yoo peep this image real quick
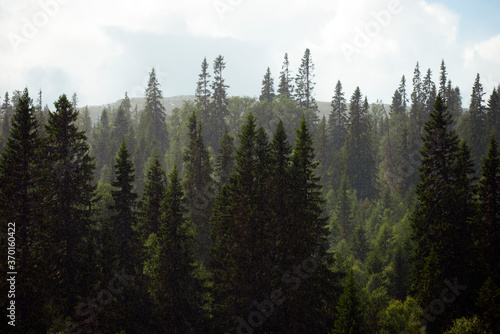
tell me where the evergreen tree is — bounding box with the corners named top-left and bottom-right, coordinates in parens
top-left (476, 135), bottom-right (500, 281)
top-left (195, 57), bottom-right (212, 138)
top-left (260, 67), bottom-right (275, 102)
top-left (333, 176), bottom-right (354, 241)
top-left (214, 129), bottom-right (235, 188)
top-left (422, 68), bottom-right (437, 124)
top-left (138, 155), bottom-right (166, 243)
top-left (294, 48), bottom-right (318, 111)
top-left (210, 55), bottom-right (229, 151)
top-left (144, 165), bottom-right (203, 333)
top-left (1, 92), bottom-right (13, 139)
top-left (110, 139), bottom-right (138, 273)
top-left (277, 53), bottom-right (294, 97)
top-left (332, 270), bottom-right (366, 334)
top-left (487, 87), bottom-right (500, 141)
top-left (45, 93), bottom-right (96, 316)
top-left (410, 62), bottom-right (423, 124)
top-left (390, 88), bottom-right (405, 116)
top-left (93, 108), bottom-right (111, 180)
top-left (183, 111), bottom-right (214, 264)
top-left (411, 95), bottom-right (477, 333)
top-left (439, 59), bottom-right (448, 100)
top-left (315, 115), bottom-right (329, 185)
top-left (343, 88), bottom-right (377, 199)
top-left (399, 74), bottom-right (408, 112)
top-left (111, 98), bottom-right (132, 157)
top-left (466, 73), bottom-right (487, 170)
top-left (328, 80), bottom-right (348, 152)
top-left (0, 89), bottom-right (50, 331)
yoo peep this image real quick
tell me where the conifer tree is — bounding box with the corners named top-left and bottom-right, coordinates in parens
top-left (45, 93), bottom-right (96, 315)
top-left (343, 88), bottom-right (376, 199)
top-left (328, 80), bottom-right (348, 152)
top-left (214, 129), bottom-right (235, 188)
top-left (332, 270), bottom-right (366, 334)
top-left (439, 60), bottom-right (448, 100)
top-left (466, 73), bottom-right (487, 170)
top-left (294, 48), bottom-right (318, 111)
top-left (195, 57), bottom-right (212, 138)
top-left (138, 155), bottom-right (166, 243)
top-left (487, 88), bottom-right (500, 142)
top-left (183, 111), bottom-right (214, 264)
top-left (476, 135), bottom-right (500, 281)
top-left (0, 89), bottom-right (49, 331)
top-left (1, 92), bottom-right (13, 139)
top-left (277, 53), bottom-right (293, 97)
top-left (411, 95), bottom-right (476, 333)
top-left (145, 165), bottom-right (203, 333)
top-left (333, 176), bottom-right (354, 241)
top-left (210, 55), bottom-right (229, 151)
top-left (110, 139), bottom-right (138, 273)
top-left (399, 74), bottom-right (408, 111)
top-left (259, 67), bottom-right (275, 102)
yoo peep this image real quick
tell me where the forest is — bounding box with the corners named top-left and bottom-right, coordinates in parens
top-left (0, 49), bottom-right (499, 334)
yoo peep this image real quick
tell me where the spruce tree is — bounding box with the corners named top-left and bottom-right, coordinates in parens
top-left (145, 165), bottom-right (203, 333)
top-left (411, 95), bottom-right (476, 333)
top-left (1, 92), bottom-right (13, 139)
top-left (214, 129), bottom-right (235, 188)
top-left (110, 139), bottom-right (138, 273)
top-left (328, 80), bottom-right (348, 152)
top-left (183, 111), bottom-right (214, 264)
top-left (439, 59), bottom-right (448, 100)
top-left (210, 55), bottom-right (229, 151)
top-left (138, 155), bottom-right (166, 243)
top-left (343, 88), bottom-right (376, 199)
top-left (294, 48), bottom-right (318, 111)
top-left (277, 53), bottom-right (294, 98)
top-left (477, 135), bottom-right (500, 281)
top-left (45, 93), bottom-right (96, 316)
top-left (332, 270), bottom-right (366, 334)
top-left (466, 73), bottom-right (487, 170)
top-left (0, 89), bottom-right (50, 331)
top-left (487, 88), bottom-right (500, 141)
top-left (259, 67), bottom-right (275, 102)
top-left (195, 57), bottom-right (212, 139)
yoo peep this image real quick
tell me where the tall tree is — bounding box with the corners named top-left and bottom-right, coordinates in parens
top-left (343, 88), bottom-right (376, 199)
top-left (259, 67), bottom-right (275, 102)
top-left (195, 57), bottom-right (212, 138)
top-left (466, 74), bottom-right (487, 170)
top-left (210, 55), bottom-right (229, 151)
top-left (1, 92), bottom-right (13, 139)
top-left (328, 80), bottom-right (348, 152)
top-left (45, 94), bottom-right (96, 316)
top-left (422, 68), bottom-right (437, 125)
top-left (144, 165), bottom-right (203, 333)
top-left (294, 48), bottom-right (318, 111)
top-left (487, 87), bottom-right (500, 141)
top-left (277, 53), bottom-right (294, 98)
top-left (399, 74), bottom-right (408, 112)
top-left (0, 89), bottom-right (50, 332)
top-left (214, 129), bottom-right (235, 188)
top-left (439, 60), bottom-right (448, 100)
top-left (411, 95), bottom-right (477, 333)
top-left (183, 111), bottom-right (214, 264)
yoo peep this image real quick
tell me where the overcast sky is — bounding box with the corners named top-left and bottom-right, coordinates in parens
top-left (1, 0), bottom-right (500, 108)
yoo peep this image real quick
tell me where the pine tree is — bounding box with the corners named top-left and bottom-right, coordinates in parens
top-left (195, 57), bottom-right (212, 139)
top-left (144, 165), bottom-right (203, 333)
top-left (214, 129), bottom-right (235, 188)
top-left (259, 67), bottom-right (275, 102)
top-left (1, 92), bottom-right (13, 139)
top-left (294, 48), bottom-right (318, 111)
top-left (410, 62), bottom-right (423, 124)
top-left (277, 53), bottom-right (294, 98)
top-left (0, 89), bottom-right (50, 331)
top-left (183, 111), bottom-right (214, 264)
top-left (411, 95), bottom-right (477, 333)
top-left (343, 88), bottom-right (376, 199)
top-left (333, 176), bottom-right (354, 242)
top-left (210, 55), bottom-right (229, 151)
top-left (399, 74), bottom-right (408, 112)
top-left (333, 270), bottom-right (366, 334)
top-left (390, 89), bottom-right (405, 116)
top-left (45, 93), bottom-right (96, 315)
top-left (466, 73), bottom-right (487, 170)
top-left (422, 68), bottom-right (437, 124)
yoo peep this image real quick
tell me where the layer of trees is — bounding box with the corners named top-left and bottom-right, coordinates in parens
top-left (0, 53), bottom-right (499, 333)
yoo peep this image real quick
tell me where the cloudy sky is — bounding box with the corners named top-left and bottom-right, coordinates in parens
top-left (1, 0), bottom-right (500, 108)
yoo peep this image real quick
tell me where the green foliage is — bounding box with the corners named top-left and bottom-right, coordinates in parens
top-left (332, 270), bottom-right (366, 334)
top-left (260, 67), bottom-right (275, 102)
top-left (378, 296), bottom-right (423, 334)
top-left (443, 316), bottom-right (492, 334)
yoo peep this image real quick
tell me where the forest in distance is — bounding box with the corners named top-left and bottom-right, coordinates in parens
top-left (0, 48), bottom-right (499, 334)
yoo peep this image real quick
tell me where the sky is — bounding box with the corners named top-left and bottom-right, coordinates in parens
top-left (1, 0), bottom-right (500, 109)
